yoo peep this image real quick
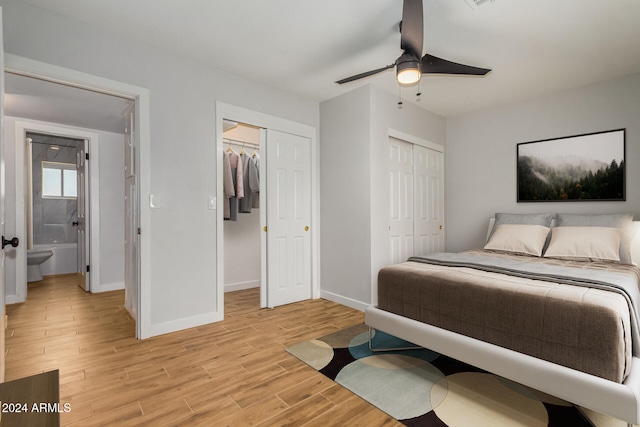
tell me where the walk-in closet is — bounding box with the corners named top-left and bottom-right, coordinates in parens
top-left (222, 120), bottom-right (262, 294)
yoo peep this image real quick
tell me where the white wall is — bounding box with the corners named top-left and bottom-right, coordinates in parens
top-left (446, 72), bottom-right (640, 252)
top-left (224, 212), bottom-right (261, 292)
top-left (0, 0), bottom-right (319, 334)
top-left (2, 116), bottom-right (125, 299)
top-left (319, 85), bottom-right (372, 308)
top-left (319, 85), bottom-right (446, 309)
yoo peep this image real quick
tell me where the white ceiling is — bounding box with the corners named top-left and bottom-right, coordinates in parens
top-left (10, 0), bottom-right (640, 117)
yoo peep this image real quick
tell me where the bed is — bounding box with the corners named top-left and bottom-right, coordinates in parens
top-left (365, 213), bottom-right (640, 426)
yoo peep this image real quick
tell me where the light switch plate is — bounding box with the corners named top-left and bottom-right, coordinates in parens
top-left (208, 196), bottom-right (216, 210)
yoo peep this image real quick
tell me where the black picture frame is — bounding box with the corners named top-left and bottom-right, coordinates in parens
top-left (517, 129), bottom-right (625, 202)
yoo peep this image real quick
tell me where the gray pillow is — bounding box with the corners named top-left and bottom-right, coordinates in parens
top-left (554, 213), bottom-right (634, 263)
top-left (488, 213), bottom-right (555, 241)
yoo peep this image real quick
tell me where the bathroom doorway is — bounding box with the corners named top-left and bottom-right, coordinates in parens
top-left (12, 117), bottom-right (127, 303)
top-left (25, 132), bottom-right (88, 289)
top-left (4, 71), bottom-right (133, 306)
top-left (4, 55), bottom-right (150, 339)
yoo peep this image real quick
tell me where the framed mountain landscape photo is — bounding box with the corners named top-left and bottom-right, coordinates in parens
top-left (517, 129), bottom-right (625, 202)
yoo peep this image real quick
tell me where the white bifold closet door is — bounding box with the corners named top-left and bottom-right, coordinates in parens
top-left (265, 129), bottom-right (312, 307)
top-left (389, 136), bottom-right (444, 265)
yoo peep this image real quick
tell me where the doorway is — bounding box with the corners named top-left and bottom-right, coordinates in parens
top-left (222, 121), bottom-right (262, 295)
top-left (3, 55), bottom-right (150, 338)
top-left (12, 119), bottom-right (123, 303)
top-left (215, 102), bottom-right (319, 313)
top-left (25, 132), bottom-right (88, 290)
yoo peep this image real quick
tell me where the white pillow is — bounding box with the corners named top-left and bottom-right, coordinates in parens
top-left (484, 224), bottom-right (550, 256)
top-left (544, 226), bottom-right (621, 262)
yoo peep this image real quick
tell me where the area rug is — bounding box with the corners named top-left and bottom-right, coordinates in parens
top-left (286, 324), bottom-right (593, 427)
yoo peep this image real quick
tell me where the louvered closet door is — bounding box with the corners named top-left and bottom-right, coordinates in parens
top-left (265, 129), bottom-right (311, 307)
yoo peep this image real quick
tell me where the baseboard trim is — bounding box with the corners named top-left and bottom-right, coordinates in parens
top-left (149, 311), bottom-right (223, 337)
top-left (125, 303), bottom-right (137, 321)
top-left (5, 294), bottom-right (21, 305)
top-left (224, 280), bottom-right (260, 293)
top-left (320, 290), bottom-right (368, 312)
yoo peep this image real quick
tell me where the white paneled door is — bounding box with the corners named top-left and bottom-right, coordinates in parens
top-left (265, 129), bottom-right (311, 307)
top-left (414, 144), bottom-right (444, 255)
top-left (389, 136), bottom-right (444, 264)
top-left (389, 137), bottom-right (415, 264)
top-left (76, 141), bottom-right (89, 291)
top-left (124, 107), bottom-right (138, 320)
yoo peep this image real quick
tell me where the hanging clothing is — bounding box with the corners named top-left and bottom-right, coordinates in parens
top-left (225, 149), bottom-right (244, 221)
top-left (251, 153), bottom-right (260, 209)
top-left (239, 152), bottom-right (259, 213)
top-left (222, 150), bottom-right (234, 219)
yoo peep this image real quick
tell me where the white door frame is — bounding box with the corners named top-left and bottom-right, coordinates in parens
top-left (13, 121), bottom-right (99, 301)
top-left (215, 102), bottom-right (319, 313)
top-left (388, 128), bottom-right (445, 154)
top-left (1, 6), bottom-right (6, 382)
top-left (4, 54), bottom-right (151, 339)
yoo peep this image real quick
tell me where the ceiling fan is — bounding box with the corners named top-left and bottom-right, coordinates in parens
top-left (335, 0), bottom-right (491, 86)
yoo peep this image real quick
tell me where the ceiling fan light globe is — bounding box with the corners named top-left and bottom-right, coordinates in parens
top-left (396, 53), bottom-right (421, 85)
top-left (397, 68), bottom-right (421, 85)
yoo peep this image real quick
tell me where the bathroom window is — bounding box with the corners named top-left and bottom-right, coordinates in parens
top-left (42, 161), bottom-right (77, 199)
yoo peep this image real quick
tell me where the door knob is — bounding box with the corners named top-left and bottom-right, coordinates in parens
top-left (2, 236), bottom-right (19, 249)
top-left (72, 221), bottom-right (79, 226)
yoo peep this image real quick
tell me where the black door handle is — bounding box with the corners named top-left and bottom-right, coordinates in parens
top-left (2, 236), bottom-right (19, 249)
top-left (72, 221), bottom-right (79, 226)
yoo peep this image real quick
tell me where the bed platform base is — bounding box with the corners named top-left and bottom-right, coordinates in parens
top-left (365, 305), bottom-right (640, 426)
top-left (368, 327), bottom-right (422, 352)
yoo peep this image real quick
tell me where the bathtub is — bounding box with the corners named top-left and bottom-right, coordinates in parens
top-left (34, 243), bottom-right (78, 276)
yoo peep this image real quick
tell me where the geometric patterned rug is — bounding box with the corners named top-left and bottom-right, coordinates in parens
top-left (286, 324), bottom-right (594, 427)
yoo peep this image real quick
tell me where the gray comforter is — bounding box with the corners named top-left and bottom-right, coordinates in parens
top-left (378, 250), bottom-right (640, 382)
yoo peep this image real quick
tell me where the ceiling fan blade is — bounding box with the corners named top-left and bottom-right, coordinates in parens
top-left (401, 0), bottom-right (424, 58)
top-left (335, 63), bottom-right (396, 84)
top-left (421, 54), bottom-right (491, 76)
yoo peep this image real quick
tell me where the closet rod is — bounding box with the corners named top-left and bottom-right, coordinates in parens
top-left (223, 138), bottom-right (260, 149)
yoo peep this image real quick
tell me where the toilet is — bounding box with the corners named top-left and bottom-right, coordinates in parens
top-left (27, 250), bottom-right (54, 282)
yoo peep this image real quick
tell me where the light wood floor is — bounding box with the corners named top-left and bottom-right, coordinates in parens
top-left (5, 275), bottom-right (400, 426)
